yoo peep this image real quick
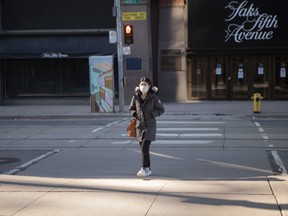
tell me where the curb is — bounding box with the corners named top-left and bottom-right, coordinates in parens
top-left (0, 113), bottom-right (130, 120)
top-left (1, 113), bottom-right (288, 120)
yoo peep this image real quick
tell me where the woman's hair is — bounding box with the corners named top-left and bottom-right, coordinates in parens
top-left (139, 77), bottom-right (152, 86)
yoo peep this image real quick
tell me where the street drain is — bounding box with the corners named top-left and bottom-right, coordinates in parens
top-left (0, 157), bottom-right (21, 164)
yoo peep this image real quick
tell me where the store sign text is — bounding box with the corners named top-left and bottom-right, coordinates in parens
top-left (41, 52), bottom-right (69, 58)
top-left (225, 1), bottom-right (279, 43)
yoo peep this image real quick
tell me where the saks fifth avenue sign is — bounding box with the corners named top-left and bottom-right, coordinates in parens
top-left (225, 1), bottom-right (279, 43)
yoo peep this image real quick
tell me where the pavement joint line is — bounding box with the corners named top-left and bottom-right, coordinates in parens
top-left (12, 190), bottom-right (50, 216)
top-left (145, 181), bottom-right (168, 216)
top-left (4, 149), bottom-right (61, 175)
top-left (267, 177), bottom-right (285, 216)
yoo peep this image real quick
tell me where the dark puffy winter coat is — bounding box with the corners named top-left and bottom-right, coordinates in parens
top-left (129, 90), bottom-right (165, 142)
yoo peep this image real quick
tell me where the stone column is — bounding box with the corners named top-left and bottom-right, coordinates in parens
top-left (158, 0), bottom-right (187, 102)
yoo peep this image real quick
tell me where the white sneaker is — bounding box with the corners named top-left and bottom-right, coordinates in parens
top-left (137, 167), bottom-right (152, 177)
top-left (145, 168), bottom-right (152, 176)
top-left (137, 168), bottom-right (147, 177)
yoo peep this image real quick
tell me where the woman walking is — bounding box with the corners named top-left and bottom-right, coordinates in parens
top-left (129, 77), bottom-right (165, 177)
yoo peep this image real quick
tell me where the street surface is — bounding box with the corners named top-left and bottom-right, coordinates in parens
top-left (0, 112), bottom-right (288, 215)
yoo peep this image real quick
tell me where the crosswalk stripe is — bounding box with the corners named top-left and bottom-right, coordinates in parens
top-left (129, 149), bottom-right (184, 160)
top-left (157, 128), bottom-right (220, 131)
top-left (180, 133), bottom-right (223, 137)
top-left (158, 121), bottom-right (225, 124)
top-left (122, 133), bottom-right (223, 137)
top-left (156, 133), bottom-right (223, 137)
top-left (112, 140), bottom-right (214, 145)
top-left (157, 133), bottom-right (179, 137)
top-left (112, 140), bottom-right (132, 144)
top-left (153, 140), bottom-right (214, 145)
top-left (117, 119), bottom-right (224, 145)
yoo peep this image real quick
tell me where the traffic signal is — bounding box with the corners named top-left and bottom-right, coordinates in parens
top-left (123, 25), bottom-right (134, 45)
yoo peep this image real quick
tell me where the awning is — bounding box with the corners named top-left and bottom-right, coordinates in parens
top-left (0, 34), bottom-right (117, 59)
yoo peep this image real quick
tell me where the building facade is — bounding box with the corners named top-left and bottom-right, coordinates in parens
top-left (185, 0), bottom-right (288, 100)
top-left (0, 0), bottom-right (287, 105)
top-left (0, 0), bottom-right (116, 104)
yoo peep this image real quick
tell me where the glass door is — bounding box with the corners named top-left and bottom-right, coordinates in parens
top-left (252, 56), bottom-right (269, 98)
top-left (211, 56), bottom-right (228, 99)
top-left (231, 56), bottom-right (250, 99)
top-left (187, 56), bottom-right (208, 99)
top-left (193, 56), bottom-right (208, 99)
top-left (275, 55), bottom-right (288, 99)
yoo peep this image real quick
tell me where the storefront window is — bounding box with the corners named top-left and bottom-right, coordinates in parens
top-left (4, 59), bottom-right (89, 97)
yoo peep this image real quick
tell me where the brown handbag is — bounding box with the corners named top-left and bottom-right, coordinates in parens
top-left (127, 118), bottom-right (137, 137)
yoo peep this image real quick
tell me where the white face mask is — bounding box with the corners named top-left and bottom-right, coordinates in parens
top-left (140, 85), bottom-right (149, 93)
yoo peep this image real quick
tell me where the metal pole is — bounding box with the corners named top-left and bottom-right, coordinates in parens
top-left (115, 0), bottom-right (125, 112)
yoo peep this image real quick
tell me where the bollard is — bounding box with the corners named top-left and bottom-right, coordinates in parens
top-left (251, 93), bottom-right (264, 113)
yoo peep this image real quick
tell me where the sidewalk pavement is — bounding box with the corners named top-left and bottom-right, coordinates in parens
top-left (0, 174), bottom-right (287, 216)
top-left (0, 100), bottom-right (288, 118)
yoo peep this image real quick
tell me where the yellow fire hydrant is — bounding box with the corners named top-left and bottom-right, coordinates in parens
top-left (251, 93), bottom-right (264, 113)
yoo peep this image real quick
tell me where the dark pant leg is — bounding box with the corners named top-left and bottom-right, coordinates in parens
top-left (140, 140), bottom-right (151, 168)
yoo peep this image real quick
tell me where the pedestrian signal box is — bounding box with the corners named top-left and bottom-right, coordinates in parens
top-left (123, 25), bottom-right (134, 45)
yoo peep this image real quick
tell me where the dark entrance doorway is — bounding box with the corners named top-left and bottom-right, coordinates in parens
top-left (187, 54), bottom-right (275, 100)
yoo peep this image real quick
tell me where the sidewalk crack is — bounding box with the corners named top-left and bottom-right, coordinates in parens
top-left (145, 181), bottom-right (168, 216)
top-left (11, 192), bottom-right (48, 216)
top-left (267, 177), bottom-right (284, 216)
top-left (11, 178), bottom-right (75, 216)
